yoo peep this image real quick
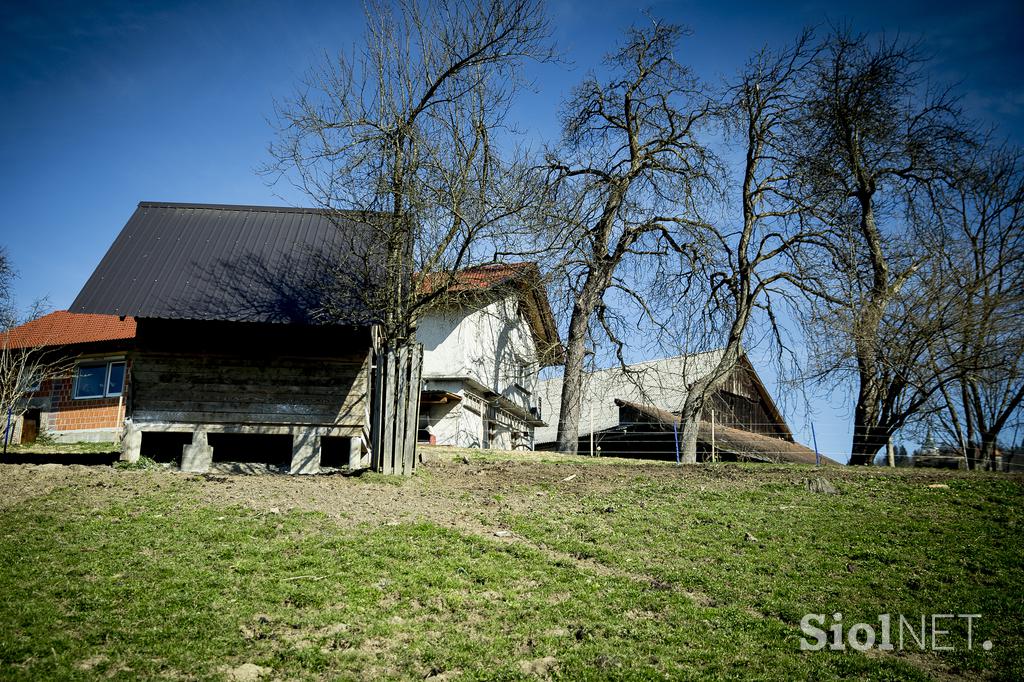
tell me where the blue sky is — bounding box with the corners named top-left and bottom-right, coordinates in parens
top-left (2, 0), bottom-right (1022, 460)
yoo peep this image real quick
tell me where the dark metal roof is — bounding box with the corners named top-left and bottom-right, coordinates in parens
top-left (71, 202), bottom-right (385, 325)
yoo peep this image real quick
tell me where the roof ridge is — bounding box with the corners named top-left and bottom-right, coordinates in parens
top-left (459, 261), bottom-right (536, 268)
top-left (540, 349), bottom-right (727, 382)
top-left (136, 201), bottom-right (376, 215)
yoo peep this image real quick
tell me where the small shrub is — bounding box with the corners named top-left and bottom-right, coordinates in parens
top-left (114, 455), bottom-right (159, 471)
top-left (33, 426), bottom-right (58, 446)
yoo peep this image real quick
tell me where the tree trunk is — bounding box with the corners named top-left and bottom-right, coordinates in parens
top-left (556, 301), bottom-right (589, 453)
top-left (676, 346), bottom-right (743, 465)
top-left (850, 382), bottom-right (886, 465)
top-left (886, 439), bottom-right (895, 468)
top-left (979, 433), bottom-right (999, 472)
top-left (847, 189), bottom-right (893, 467)
top-left (849, 340), bottom-right (886, 465)
top-left (849, 439), bottom-right (884, 466)
top-left (678, 411), bottom-right (700, 464)
top-left (556, 275), bottom-right (605, 453)
top-left (849, 393), bottom-right (882, 464)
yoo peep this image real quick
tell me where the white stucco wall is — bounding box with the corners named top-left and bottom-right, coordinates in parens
top-left (418, 380), bottom-right (488, 448)
top-left (419, 297), bottom-right (539, 397)
top-left (417, 295), bottom-right (542, 449)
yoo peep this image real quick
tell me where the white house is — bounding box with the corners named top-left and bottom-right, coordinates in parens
top-left (416, 263), bottom-right (561, 450)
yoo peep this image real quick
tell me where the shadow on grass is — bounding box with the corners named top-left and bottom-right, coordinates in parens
top-left (0, 450), bottom-right (120, 466)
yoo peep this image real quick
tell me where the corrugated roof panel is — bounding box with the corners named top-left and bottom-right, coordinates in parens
top-left (147, 206), bottom-right (198, 314)
top-left (162, 205), bottom-right (209, 309)
top-left (71, 202), bottom-right (385, 325)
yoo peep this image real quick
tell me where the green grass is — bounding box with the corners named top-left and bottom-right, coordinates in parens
top-left (0, 460), bottom-right (1019, 680)
top-left (4, 440), bottom-right (120, 455)
top-left (424, 444), bottom-right (671, 467)
top-left (504, 468), bottom-right (1023, 678)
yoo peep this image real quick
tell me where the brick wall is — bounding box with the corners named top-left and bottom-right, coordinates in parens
top-left (39, 368), bottom-right (127, 434)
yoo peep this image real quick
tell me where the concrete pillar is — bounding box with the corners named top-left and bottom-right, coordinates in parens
top-left (349, 436), bottom-right (366, 470)
top-left (121, 422), bottom-right (142, 462)
top-left (290, 431), bottom-right (321, 474)
top-left (7, 415), bottom-right (24, 446)
top-left (181, 430), bottom-right (213, 473)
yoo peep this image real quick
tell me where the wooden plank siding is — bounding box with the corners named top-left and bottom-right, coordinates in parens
top-left (700, 364), bottom-right (788, 440)
top-left (130, 352), bottom-right (369, 427)
top-left (370, 343), bottom-right (422, 475)
top-left (127, 319), bottom-right (373, 432)
top-left (400, 346), bottom-right (422, 475)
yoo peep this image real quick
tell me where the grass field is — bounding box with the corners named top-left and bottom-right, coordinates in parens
top-left (0, 447), bottom-right (1020, 680)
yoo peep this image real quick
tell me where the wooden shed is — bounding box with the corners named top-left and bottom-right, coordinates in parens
top-left (68, 202), bottom-right (387, 473)
top-left (536, 352), bottom-right (832, 464)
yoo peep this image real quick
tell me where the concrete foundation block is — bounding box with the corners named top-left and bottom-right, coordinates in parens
top-left (57, 429), bottom-right (121, 444)
top-left (181, 430), bottom-right (214, 473)
top-left (121, 423), bottom-right (142, 462)
top-left (290, 431), bottom-right (321, 474)
top-left (349, 436), bottom-right (368, 469)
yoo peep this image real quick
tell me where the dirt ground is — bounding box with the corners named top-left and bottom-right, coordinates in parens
top-left (0, 452), bottom-right (1002, 539)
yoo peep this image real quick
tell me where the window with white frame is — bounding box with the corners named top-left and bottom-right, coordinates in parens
top-left (73, 361), bottom-right (126, 399)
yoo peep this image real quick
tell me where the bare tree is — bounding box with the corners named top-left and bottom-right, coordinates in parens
top-left (0, 255), bottom-right (69, 452)
top-left (266, 0), bottom-right (555, 344)
top-left (928, 146), bottom-right (1024, 469)
top-left (789, 30), bottom-right (973, 465)
top-left (0, 338), bottom-right (70, 453)
top-left (660, 32), bottom-right (827, 463)
top-left (0, 248), bottom-right (15, 331)
top-left (543, 19), bottom-right (719, 454)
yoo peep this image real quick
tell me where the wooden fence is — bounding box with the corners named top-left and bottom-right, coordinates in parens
top-left (369, 342), bottom-right (422, 475)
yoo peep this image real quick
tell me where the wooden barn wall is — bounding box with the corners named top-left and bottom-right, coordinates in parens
top-left (701, 366), bottom-right (786, 439)
top-left (129, 319), bottom-right (371, 428)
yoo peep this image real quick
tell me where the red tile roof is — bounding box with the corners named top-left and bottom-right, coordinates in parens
top-left (0, 311), bottom-right (136, 350)
top-left (417, 262), bottom-right (562, 365)
top-left (419, 262), bottom-right (535, 295)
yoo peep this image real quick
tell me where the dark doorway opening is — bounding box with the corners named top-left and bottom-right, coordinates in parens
top-left (320, 436), bottom-right (352, 468)
top-left (207, 433), bottom-right (292, 467)
top-left (140, 432), bottom-right (193, 464)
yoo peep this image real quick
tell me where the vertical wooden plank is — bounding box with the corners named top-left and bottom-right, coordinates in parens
top-left (378, 348), bottom-right (391, 474)
top-left (381, 347), bottom-right (392, 475)
top-left (392, 346), bottom-right (404, 475)
top-left (392, 345), bottom-right (404, 476)
top-left (377, 348), bottom-right (387, 471)
top-left (397, 344), bottom-right (409, 476)
top-left (369, 348), bottom-right (384, 471)
top-left (376, 347), bottom-right (387, 474)
top-left (402, 343), bottom-right (422, 475)
top-left (394, 345), bottom-right (410, 475)
top-left (402, 344), bottom-right (414, 475)
top-left (363, 351), bottom-right (375, 467)
top-left (383, 347), bottom-right (399, 475)
top-left (401, 346), bottom-right (413, 473)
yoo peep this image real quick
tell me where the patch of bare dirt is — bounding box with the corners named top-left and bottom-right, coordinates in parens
top-left (2, 457), bottom-right (1016, 525)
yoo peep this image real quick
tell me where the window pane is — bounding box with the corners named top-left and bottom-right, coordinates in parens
top-left (107, 362), bottom-right (126, 396)
top-left (75, 365), bottom-right (106, 398)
